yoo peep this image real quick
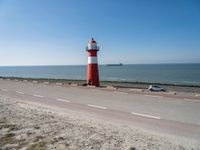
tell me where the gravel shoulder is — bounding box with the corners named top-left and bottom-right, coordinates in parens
top-left (0, 95), bottom-right (199, 150)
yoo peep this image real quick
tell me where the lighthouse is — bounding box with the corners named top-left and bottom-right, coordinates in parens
top-left (86, 38), bottom-right (100, 87)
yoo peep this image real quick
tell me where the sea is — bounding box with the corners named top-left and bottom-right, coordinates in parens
top-left (0, 64), bottom-right (200, 86)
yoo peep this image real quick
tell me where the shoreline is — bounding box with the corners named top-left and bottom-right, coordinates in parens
top-left (1, 76), bottom-right (200, 87)
top-left (1, 76), bottom-right (200, 93)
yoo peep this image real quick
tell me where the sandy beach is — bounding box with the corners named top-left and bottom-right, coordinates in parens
top-left (0, 95), bottom-right (199, 150)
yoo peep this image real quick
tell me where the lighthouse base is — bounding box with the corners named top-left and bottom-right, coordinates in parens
top-left (87, 64), bottom-right (100, 87)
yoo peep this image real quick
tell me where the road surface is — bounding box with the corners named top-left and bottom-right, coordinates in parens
top-left (0, 79), bottom-right (200, 141)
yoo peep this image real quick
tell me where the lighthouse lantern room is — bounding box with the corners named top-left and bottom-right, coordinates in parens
top-left (86, 38), bottom-right (100, 87)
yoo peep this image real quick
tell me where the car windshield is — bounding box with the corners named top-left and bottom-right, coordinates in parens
top-left (153, 86), bottom-right (160, 88)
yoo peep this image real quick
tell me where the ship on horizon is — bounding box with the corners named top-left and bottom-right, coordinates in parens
top-left (106, 63), bottom-right (123, 66)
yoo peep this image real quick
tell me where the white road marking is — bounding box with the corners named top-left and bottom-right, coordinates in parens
top-left (55, 83), bottom-right (63, 85)
top-left (43, 82), bottom-right (49, 84)
top-left (1, 89), bottom-right (8, 91)
top-left (33, 94), bottom-right (44, 98)
top-left (130, 89), bottom-right (144, 92)
top-left (195, 94), bottom-right (200, 97)
top-left (113, 91), bottom-right (126, 94)
top-left (16, 91), bottom-right (24, 94)
top-left (131, 112), bottom-right (161, 119)
top-left (183, 98), bottom-right (200, 102)
top-left (144, 95), bottom-right (163, 98)
top-left (56, 98), bottom-right (70, 103)
top-left (87, 104), bottom-right (107, 109)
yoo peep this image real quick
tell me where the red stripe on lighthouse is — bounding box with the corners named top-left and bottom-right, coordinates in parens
top-left (87, 64), bottom-right (99, 87)
top-left (88, 51), bottom-right (97, 56)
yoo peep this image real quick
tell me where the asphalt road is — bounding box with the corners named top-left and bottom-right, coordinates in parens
top-left (0, 79), bottom-right (200, 140)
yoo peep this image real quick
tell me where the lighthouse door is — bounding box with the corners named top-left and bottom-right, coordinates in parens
top-left (88, 80), bottom-right (92, 85)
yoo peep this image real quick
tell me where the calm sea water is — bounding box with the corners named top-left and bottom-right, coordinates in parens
top-left (0, 64), bottom-right (200, 86)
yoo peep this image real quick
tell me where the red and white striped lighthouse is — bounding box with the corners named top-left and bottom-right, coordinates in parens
top-left (86, 38), bottom-right (100, 87)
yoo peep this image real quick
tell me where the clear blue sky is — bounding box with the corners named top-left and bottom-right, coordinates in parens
top-left (0, 0), bottom-right (200, 66)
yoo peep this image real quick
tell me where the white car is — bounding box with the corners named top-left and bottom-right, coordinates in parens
top-left (148, 85), bottom-right (166, 92)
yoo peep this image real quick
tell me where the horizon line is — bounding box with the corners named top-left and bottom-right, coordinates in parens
top-left (0, 62), bottom-right (200, 67)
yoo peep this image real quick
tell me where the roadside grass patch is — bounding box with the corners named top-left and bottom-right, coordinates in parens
top-left (27, 141), bottom-right (46, 150)
top-left (0, 133), bottom-right (16, 147)
top-left (129, 147), bottom-right (136, 150)
top-left (34, 135), bottom-right (45, 142)
top-left (0, 123), bottom-right (19, 131)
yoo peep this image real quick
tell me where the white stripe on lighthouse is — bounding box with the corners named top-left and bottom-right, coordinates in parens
top-left (88, 56), bottom-right (98, 64)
